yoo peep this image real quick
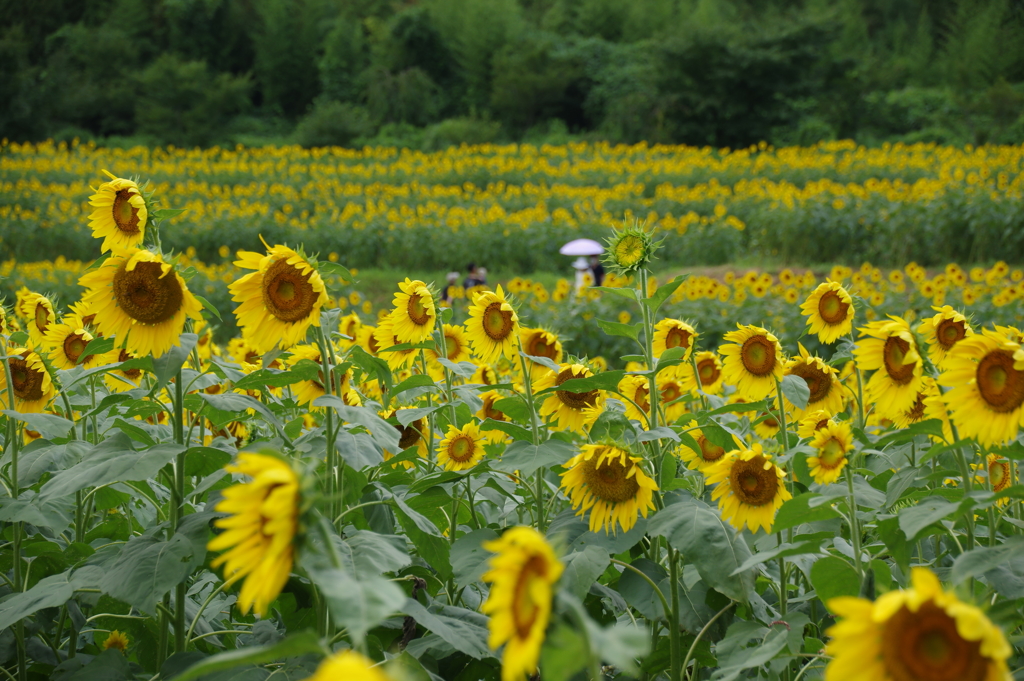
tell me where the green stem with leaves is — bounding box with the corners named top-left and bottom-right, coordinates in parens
top-left (2, 347), bottom-right (27, 681)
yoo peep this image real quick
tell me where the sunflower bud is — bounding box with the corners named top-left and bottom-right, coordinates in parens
top-left (604, 218), bottom-right (658, 274)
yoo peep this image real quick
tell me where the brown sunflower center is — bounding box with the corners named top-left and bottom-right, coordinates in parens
top-left (445, 333), bottom-right (464, 361)
top-left (976, 350), bottom-right (1024, 413)
top-left (582, 453), bottom-right (641, 504)
top-left (883, 336), bottom-right (916, 385)
top-left (759, 412), bottom-right (779, 429)
top-left (482, 302), bottom-right (514, 341)
top-left (261, 258), bottom-right (317, 324)
top-left (63, 332), bottom-right (91, 365)
top-left (483, 397), bottom-right (507, 421)
top-left (728, 455), bottom-right (779, 507)
top-left (697, 435), bottom-right (725, 463)
top-left (633, 385), bottom-right (650, 412)
top-left (112, 189), bottom-right (142, 235)
top-left (665, 327), bottom-right (692, 350)
top-left (527, 333), bottom-right (558, 359)
top-left (817, 290), bottom-right (849, 325)
top-left (740, 335), bottom-right (777, 376)
top-left (936, 318), bottom-right (967, 349)
top-left (698, 358), bottom-right (721, 385)
top-left (907, 392), bottom-right (927, 421)
top-left (512, 555), bottom-right (548, 640)
top-left (397, 420), bottom-right (424, 450)
top-left (112, 260), bottom-right (184, 325)
top-left (881, 602), bottom-right (987, 681)
top-left (118, 350), bottom-right (142, 380)
top-left (788, 362), bottom-right (832, 404)
top-left (34, 302), bottom-right (50, 333)
top-left (447, 434), bottom-right (477, 463)
top-left (819, 439), bottom-right (846, 467)
top-left (555, 368), bottom-right (598, 411)
top-left (10, 354), bottom-right (44, 401)
top-left (990, 460), bottom-right (1010, 492)
top-left (660, 382), bottom-right (681, 403)
top-left (407, 293), bottom-right (431, 326)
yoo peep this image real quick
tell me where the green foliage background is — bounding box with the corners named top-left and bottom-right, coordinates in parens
top-left (3, 0), bottom-right (1024, 149)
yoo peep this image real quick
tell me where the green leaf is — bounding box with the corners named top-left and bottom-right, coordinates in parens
top-left (194, 295), bottom-right (223, 321)
top-left (617, 558), bottom-right (670, 621)
top-left (541, 624), bottom-right (589, 681)
top-left (491, 439), bottom-right (575, 477)
top-left (646, 275), bottom-right (686, 314)
top-left (810, 556), bottom-right (860, 604)
top-left (636, 426), bottom-right (680, 443)
top-left (731, 539), bottom-right (824, 574)
top-left (438, 358), bottom-right (477, 378)
top-left (2, 410), bottom-right (74, 440)
top-left (393, 501), bottom-right (452, 581)
top-left (596, 319), bottom-right (641, 341)
top-left (151, 333), bottom-right (198, 389)
top-left (168, 632), bottom-right (324, 681)
top-left (97, 533), bottom-right (196, 614)
top-left (392, 374), bottom-right (437, 398)
top-left (315, 396), bottom-right (400, 454)
top-left (152, 208), bottom-right (186, 220)
top-left (0, 566), bottom-right (102, 631)
top-left (112, 417), bottom-right (157, 446)
top-left (647, 494), bottom-right (754, 602)
top-left (592, 286), bottom-right (638, 302)
top-left (493, 396), bottom-right (532, 423)
top-left (560, 545), bottom-right (610, 600)
top-left (80, 336), bottom-right (115, 362)
top-left (400, 600), bottom-right (491, 659)
top-left (344, 531), bottom-right (412, 574)
top-left (451, 528), bottom-right (498, 586)
top-left (201, 392), bottom-right (286, 435)
top-left (713, 623), bottom-right (789, 681)
top-left (772, 494), bottom-right (842, 533)
top-left (318, 261), bottom-right (353, 281)
top-left (898, 496), bottom-right (964, 541)
top-left (479, 418), bottom-right (532, 442)
top-left (551, 370), bottom-right (626, 394)
top-left (781, 374), bottom-right (810, 410)
top-left (951, 538), bottom-right (1024, 584)
top-left (40, 435), bottom-right (184, 500)
top-left (522, 352), bottom-right (562, 374)
top-left (307, 565), bottom-right (406, 642)
top-left (0, 491), bottom-right (73, 532)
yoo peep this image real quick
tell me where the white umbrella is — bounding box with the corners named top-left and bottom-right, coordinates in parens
top-left (559, 238), bottom-right (604, 256)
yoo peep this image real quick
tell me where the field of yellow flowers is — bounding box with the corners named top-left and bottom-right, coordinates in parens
top-left (2, 138), bottom-right (1023, 269)
top-left (3, 165), bottom-right (1024, 681)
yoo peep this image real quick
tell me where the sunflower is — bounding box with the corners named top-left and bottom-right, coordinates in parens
top-left (79, 248), bottom-right (203, 359)
top-left (382, 413), bottom-right (429, 469)
top-left (560, 444), bottom-right (658, 534)
top-left (88, 171), bottom-right (148, 252)
top-left (720, 324), bottom-right (785, 401)
top-left (437, 422), bottom-right (486, 471)
top-left (891, 375), bottom-right (940, 429)
top-left (537, 363), bottom-right (605, 433)
top-left (797, 409), bottom-right (833, 439)
top-left (102, 630), bottom-right (129, 654)
top-left (19, 292), bottom-right (55, 348)
top-left (825, 567), bottom-right (1011, 681)
top-left (338, 312), bottom-right (362, 347)
top-left (373, 315), bottom-right (418, 371)
top-left (704, 443), bottom-right (791, 534)
top-left (652, 319), bottom-right (697, 360)
top-left (681, 350), bottom-right (724, 395)
top-left (520, 327), bottom-right (563, 381)
top-left (800, 280), bottom-right (854, 344)
top-left (305, 650), bottom-right (392, 681)
top-left (807, 420), bottom-right (853, 484)
top-left (356, 325), bottom-right (381, 356)
top-left (0, 304), bottom-right (8, 336)
top-left (980, 454), bottom-right (1012, 505)
top-left (657, 366), bottom-right (690, 423)
top-left (208, 453), bottom-right (300, 617)
top-left (0, 348), bottom-right (56, 414)
top-left (854, 316), bottom-right (924, 420)
top-left (391, 278), bottom-right (435, 344)
top-left (677, 428), bottom-right (741, 472)
top-left (617, 374), bottom-right (650, 422)
top-left (287, 344), bottom-right (360, 408)
top-left (753, 411), bottom-right (781, 439)
top-left (42, 315), bottom-right (104, 370)
top-left (229, 242), bottom-right (328, 354)
top-left (478, 390), bottom-right (511, 442)
top-left (466, 286), bottom-right (520, 364)
top-left (604, 219), bottom-right (656, 273)
top-left (472, 363), bottom-right (498, 386)
top-left (481, 526), bottom-right (564, 681)
top-left (919, 305), bottom-right (973, 368)
top-left (427, 323), bottom-right (472, 380)
top-left (783, 343), bottom-right (846, 417)
top-left (939, 330), bottom-right (1024, 447)
top-left (103, 349), bottom-right (144, 393)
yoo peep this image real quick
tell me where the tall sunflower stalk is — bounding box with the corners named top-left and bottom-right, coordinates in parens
top-left (1, 334), bottom-right (28, 681)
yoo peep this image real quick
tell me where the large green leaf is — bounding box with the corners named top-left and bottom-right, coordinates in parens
top-left (0, 566), bottom-right (103, 631)
top-left (152, 333), bottom-right (198, 388)
top-left (647, 494), bottom-right (754, 602)
top-left (780, 374), bottom-right (810, 410)
top-left (2, 409), bottom-right (74, 440)
top-left (491, 439), bottom-right (575, 477)
top-left (168, 632), bottom-right (324, 681)
top-left (40, 434), bottom-right (184, 500)
top-left (951, 538), bottom-right (1024, 584)
top-left (560, 545), bottom-right (610, 600)
top-left (315, 396), bottom-right (400, 454)
top-left (451, 528), bottom-right (499, 586)
top-left (306, 565), bottom-right (406, 642)
top-left (810, 556), bottom-right (860, 604)
top-left (96, 533), bottom-right (196, 614)
top-left (401, 599), bottom-right (491, 659)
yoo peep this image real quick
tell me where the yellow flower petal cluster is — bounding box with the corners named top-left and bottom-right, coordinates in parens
top-left (1, 348), bottom-right (56, 414)
top-left (537, 363), bottom-right (605, 433)
top-left (390, 278), bottom-right (435, 344)
top-left (807, 420), bottom-right (853, 485)
top-left (437, 422), bottom-right (486, 471)
top-left (88, 171), bottom-right (148, 253)
top-left (466, 286), bottom-right (520, 364)
top-left (800, 280), bottom-right (854, 343)
top-left (304, 651), bottom-right (392, 681)
top-left (854, 316), bottom-right (924, 420)
top-left (560, 444), bottom-right (658, 534)
top-left (720, 325), bottom-right (785, 400)
top-left (704, 443), bottom-right (791, 533)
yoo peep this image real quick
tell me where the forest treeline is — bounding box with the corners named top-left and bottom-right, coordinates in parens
top-left (3, 0), bottom-right (1024, 150)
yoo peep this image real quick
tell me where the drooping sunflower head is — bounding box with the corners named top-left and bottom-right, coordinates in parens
top-left (940, 330), bottom-right (1024, 447)
top-left (604, 218), bottom-right (657, 274)
top-left (854, 316), bottom-right (924, 420)
top-left (19, 291), bottom-right (56, 347)
top-left (800, 280), bottom-right (854, 344)
top-left (704, 443), bottom-right (791, 534)
top-left (797, 409), bottom-right (833, 439)
top-left (783, 343), bottom-right (845, 416)
top-left (677, 428), bottom-right (740, 472)
top-left (467, 286), bottom-right (520, 364)
top-left (652, 318), bottom-right (697, 360)
top-left (753, 410), bottom-right (781, 439)
top-left (102, 630), bottom-right (130, 654)
top-left (617, 374), bottom-right (650, 422)
top-left (391, 278), bottom-right (436, 344)
top-left (560, 444), bottom-right (659, 534)
top-left (338, 312), bottom-right (362, 346)
top-left (825, 567), bottom-right (1011, 681)
top-left (427, 323), bottom-right (472, 380)
top-left (229, 242), bottom-right (329, 354)
top-left (373, 314), bottom-right (418, 371)
top-left (520, 327), bottom-right (564, 380)
top-left (88, 171), bottom-right (149, 253)
top-left (1, 348), bottom-right (56, 414)
top-left (437, 422), bottom-right (486, 471)
top-left (538, 363), bottom-right (605, 433)
top-left (982, 454), bottom-right (1013, 506)
top-left (477, 390), bottom-right (511, 442)
top-left (42, 315), bottom-right (103, 370)
top-left (381, 412), bottom-right (429, 469)
top-left (208, 452), bottom-right (301, 617)
top-left (720, 324), bottom-right (785, 401)
top-left (691, 350), bottom-right (724, 394)
top-left (472, 362), bottom-right (498, 386)
top-left (919, 305), bottom-right (973, 368)
top-left (79, 248), bottom-right (203, 359)
top-left (807, 420), bottom-right (854, 485)
top-left (481, 526), bottom-right (564, 681)
top-left (305, 650), bottom-right (393, 681)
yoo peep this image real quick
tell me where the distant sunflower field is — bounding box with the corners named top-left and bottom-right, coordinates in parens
top-left (4, 160), bottom-right (1024, 681)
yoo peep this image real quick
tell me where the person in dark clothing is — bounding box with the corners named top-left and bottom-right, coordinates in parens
top-left (589, 255), bottom-right (605, 286)
top-left (463, 262), bottom-right (481, 289)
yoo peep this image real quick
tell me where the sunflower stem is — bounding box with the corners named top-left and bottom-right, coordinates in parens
top-left (681, 602), bottom-right (735, 679)
top-left (848, 332), bottom-right (866, 431)
top-left (434, 322), bottom-right (459, 427)
top-left (418, 350), bottom-right (436, 455)
top-left (2, 345), bottom-right (27, 681)
top-left (844, 466), bottom-right (864, 581)
top-left (668, 547), bottom-right (683, 681)
top-left (172, 368), bottom-right (187, 654)
top-left (315, 326), bottom-right (339, 526)
top-left (515, 341), bottom-right (546, 532)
